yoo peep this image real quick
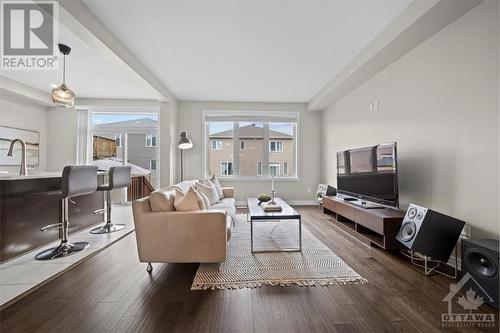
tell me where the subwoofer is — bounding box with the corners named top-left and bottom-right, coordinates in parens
top-left (316, 184), bottom-right (336, 203)
top-left (461, 239), bottom-right (499, 309)
top-left (396, 203), bottom-right (465, 262)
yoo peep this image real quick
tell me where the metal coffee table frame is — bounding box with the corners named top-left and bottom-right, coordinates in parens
top-left (247, 197), bottom-right (302, 253)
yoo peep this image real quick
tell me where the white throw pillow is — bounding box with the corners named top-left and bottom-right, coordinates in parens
top-left (197, 189), bottom-right (210, 209)
top-left (174, 187), bottom-right (204, 211)
top-left (194, 180), bottom-right (220, 205)
top-left (210, 175), bottom-right (224, 199)
top-left (149, 189), bottom-right (176, 212)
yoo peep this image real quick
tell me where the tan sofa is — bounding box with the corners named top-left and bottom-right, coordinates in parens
top-left (132, 181), bottom-right (235, 270)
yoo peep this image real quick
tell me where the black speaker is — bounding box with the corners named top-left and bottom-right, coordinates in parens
top-left (315, 184), bottom-right (336, 203)
top-left (396, 203), bottom-right (465, 262)
top-left (461, 239), bottom-right (499, 309)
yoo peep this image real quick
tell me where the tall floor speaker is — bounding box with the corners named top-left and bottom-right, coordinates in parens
top-left (396, 203), bottom-right (465, 262)
top-left (461, 239), bottom-right (499, 309)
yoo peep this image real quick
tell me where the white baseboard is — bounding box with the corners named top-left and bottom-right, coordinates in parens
top-left (235, 200), bottom-right (318, 207)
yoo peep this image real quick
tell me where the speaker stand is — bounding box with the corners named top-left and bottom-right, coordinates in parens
top-left (401, 247), bottom-right (458, 279)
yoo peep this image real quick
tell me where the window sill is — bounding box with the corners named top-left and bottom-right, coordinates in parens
top-left (209, 176), bottom-right (301, 182)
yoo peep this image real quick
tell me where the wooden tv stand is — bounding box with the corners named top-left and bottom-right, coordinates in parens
top-left (322, 196), bottom-right (405, 250)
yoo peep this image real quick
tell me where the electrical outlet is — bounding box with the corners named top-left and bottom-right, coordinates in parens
top-left (306, 187), bottom-right (311, 193)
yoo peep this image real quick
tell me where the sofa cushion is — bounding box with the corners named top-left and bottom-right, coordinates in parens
top-left (210, 175), bottom-right (224, 199)
top-left (210, 198), bottom-right (236, 223)
top-left (174, 187), bottom-right (204, 211)
top-left (149, 188), bottom-right (176, 212)
top-left (194, 180), bottom-right (220, 205)
top-left (175, 180), bottom-right (195, 194)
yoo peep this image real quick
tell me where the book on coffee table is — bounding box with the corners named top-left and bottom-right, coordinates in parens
top-left (261, 201), bottom-right (282, 212)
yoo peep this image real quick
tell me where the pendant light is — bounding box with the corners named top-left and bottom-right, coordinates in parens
top-left (52, 44), bottom-right (75, 108)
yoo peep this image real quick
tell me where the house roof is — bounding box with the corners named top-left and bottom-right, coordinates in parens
top-left (93, 117), bottom-right (158, 129)
top-left (209, 124), bottom-right (293, 139)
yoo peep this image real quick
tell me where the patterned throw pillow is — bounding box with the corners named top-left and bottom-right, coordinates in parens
top-left (174, 187), bottom-right (204, 211)
top-left (210, 174), bottom-right (224, 199)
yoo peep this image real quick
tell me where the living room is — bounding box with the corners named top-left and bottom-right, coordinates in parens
top-left (0, 0), bottom-right (498, 332)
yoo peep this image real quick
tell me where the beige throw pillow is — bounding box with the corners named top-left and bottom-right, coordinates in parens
top-left (210, 175), bottom-right (224, 199)
top-left (174, 187), bottom-right (204, 211)
top-left (195, 180), bottom-right (220, 205)
top-left (149, 189), bottom-right (176, 212)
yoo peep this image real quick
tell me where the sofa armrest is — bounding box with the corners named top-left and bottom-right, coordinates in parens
top-left (133, 209), bottom-right (228, 263)
top-left (221, 187), bottom-right (235, 198)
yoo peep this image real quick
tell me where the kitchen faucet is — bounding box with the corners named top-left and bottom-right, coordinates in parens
top-left (7, 139), bottom-right (28, 176)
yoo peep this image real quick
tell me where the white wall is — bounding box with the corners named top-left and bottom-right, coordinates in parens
top-left (0, 92), bottom-right (48, 173)
top-left (178, 101), bottom-right (321, 203)
top-left (321, 0), bottom-right (499, 239)
top-left (46, 107), bottom-right (79, 171)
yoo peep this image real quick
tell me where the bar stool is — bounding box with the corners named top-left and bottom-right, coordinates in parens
top-left (36, 165), bottom-right (98, 260)
top-left (90, 166), bottom-right (131, 234)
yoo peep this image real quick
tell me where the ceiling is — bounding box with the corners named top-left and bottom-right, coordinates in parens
top-left (0, 17), bottom-right (159, 100)
top-left (82, 0), bottom-right (411, 102)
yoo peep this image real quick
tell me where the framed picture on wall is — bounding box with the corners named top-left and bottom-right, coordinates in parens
top-left (0, 126), bottom-right (40, 167)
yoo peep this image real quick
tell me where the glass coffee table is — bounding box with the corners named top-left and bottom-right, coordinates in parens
top-left (247, 197), bottom-right (302, 253)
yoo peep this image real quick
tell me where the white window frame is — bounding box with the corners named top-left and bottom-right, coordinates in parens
top-left (269, 140), bottom-right (283, 152)
top-left (202, 110), bottom-right (300, 181)
top-left (211, 140), bottom-right (222, 150)
top-left (150, 159), bottom-right (157, 171)
top-left (269, 162), bottom-right (280, 176)
top-left (220, 161), bottom-right (233, 176)
top-left (145, 134), bottom-right (157, 147)
top-left (257, 161), bottom-right (263, 176)
top-left (283, 162), bottom-right (288, 176)
top-left (240, 140), bottom-right (245, 150)
top-left (115, 133), bottom-right (122, 147)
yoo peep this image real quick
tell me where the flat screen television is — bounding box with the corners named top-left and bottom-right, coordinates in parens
top-left (336, 142), bottom-right (399, 208)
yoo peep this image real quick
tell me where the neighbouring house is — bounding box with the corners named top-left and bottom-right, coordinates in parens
top-left (208, 124), bottom-right (295, 177)
top-left (92, 118), bottom-right (159, 174)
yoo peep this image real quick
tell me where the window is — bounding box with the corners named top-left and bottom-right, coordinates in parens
top-left (269, 140), bottom-right (283, 152)
top-left (269, 162), bottom-right (280, 176)
top-left (150, 159), bottom-right (157, 171)
top-left (204, 113), bottom-right (298, 179)
top-left (145, 134), bottom-right (157, 147)
top-left (211, 140), bottom-right (222, 150)
top-left (115, 133), bottom-right (122, 147)
top-left (220, 162), bottom-right (233, 176)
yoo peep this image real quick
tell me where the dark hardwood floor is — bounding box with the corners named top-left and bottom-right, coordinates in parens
top-left (1, 206), bottom-right (498, 332)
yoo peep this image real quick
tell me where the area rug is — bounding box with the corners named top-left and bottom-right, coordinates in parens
top-left (191, 213), bottom-right (367, 290)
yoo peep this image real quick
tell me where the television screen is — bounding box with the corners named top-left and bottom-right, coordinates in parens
top-left (337, 142), bottom-right (398, 207)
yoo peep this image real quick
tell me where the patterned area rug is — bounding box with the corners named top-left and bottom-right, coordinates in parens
top-left (191, 213), bottom-right (367, 290)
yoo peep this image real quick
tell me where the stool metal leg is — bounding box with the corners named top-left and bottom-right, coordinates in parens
top-left (90, 190), bottom-right (126, 234)
top-left (36, 198), bottom-right (90, 260)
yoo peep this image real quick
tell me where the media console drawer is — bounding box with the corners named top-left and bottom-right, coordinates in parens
top-left (321, 196), bottom-right (405, 250)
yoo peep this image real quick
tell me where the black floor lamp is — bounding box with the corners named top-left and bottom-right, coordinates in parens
top-left (178, 132), bottom-right (193, 181)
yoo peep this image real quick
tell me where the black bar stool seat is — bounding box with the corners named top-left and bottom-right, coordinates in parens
top-left (90, 166), bottom-right (131, 234)
top-left (36, 166), bottom-right (98, 260)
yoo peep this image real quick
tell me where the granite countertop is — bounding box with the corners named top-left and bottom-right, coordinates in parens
top-left (0, 170), bottom-right (107, 180)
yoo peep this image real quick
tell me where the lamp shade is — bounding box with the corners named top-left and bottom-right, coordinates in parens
top-left (52, 83), bottom-right (75, 108)
top-left (178, 132), bottom-right (193, 149)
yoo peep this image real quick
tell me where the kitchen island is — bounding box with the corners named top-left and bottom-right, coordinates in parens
top-left (0, 172), bottom-right (105, 262)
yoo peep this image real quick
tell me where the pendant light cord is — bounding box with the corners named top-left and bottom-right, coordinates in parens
top-left (62, 54), bottom-right (66, 84)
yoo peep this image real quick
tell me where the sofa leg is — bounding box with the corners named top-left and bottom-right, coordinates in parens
top-left (146, 262), bottom-right (152, 274)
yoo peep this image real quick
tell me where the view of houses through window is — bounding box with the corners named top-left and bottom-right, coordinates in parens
top-left (206, 117), bottom-right (297, 179)
top-left (91, 113), bottom-right (159, 190)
